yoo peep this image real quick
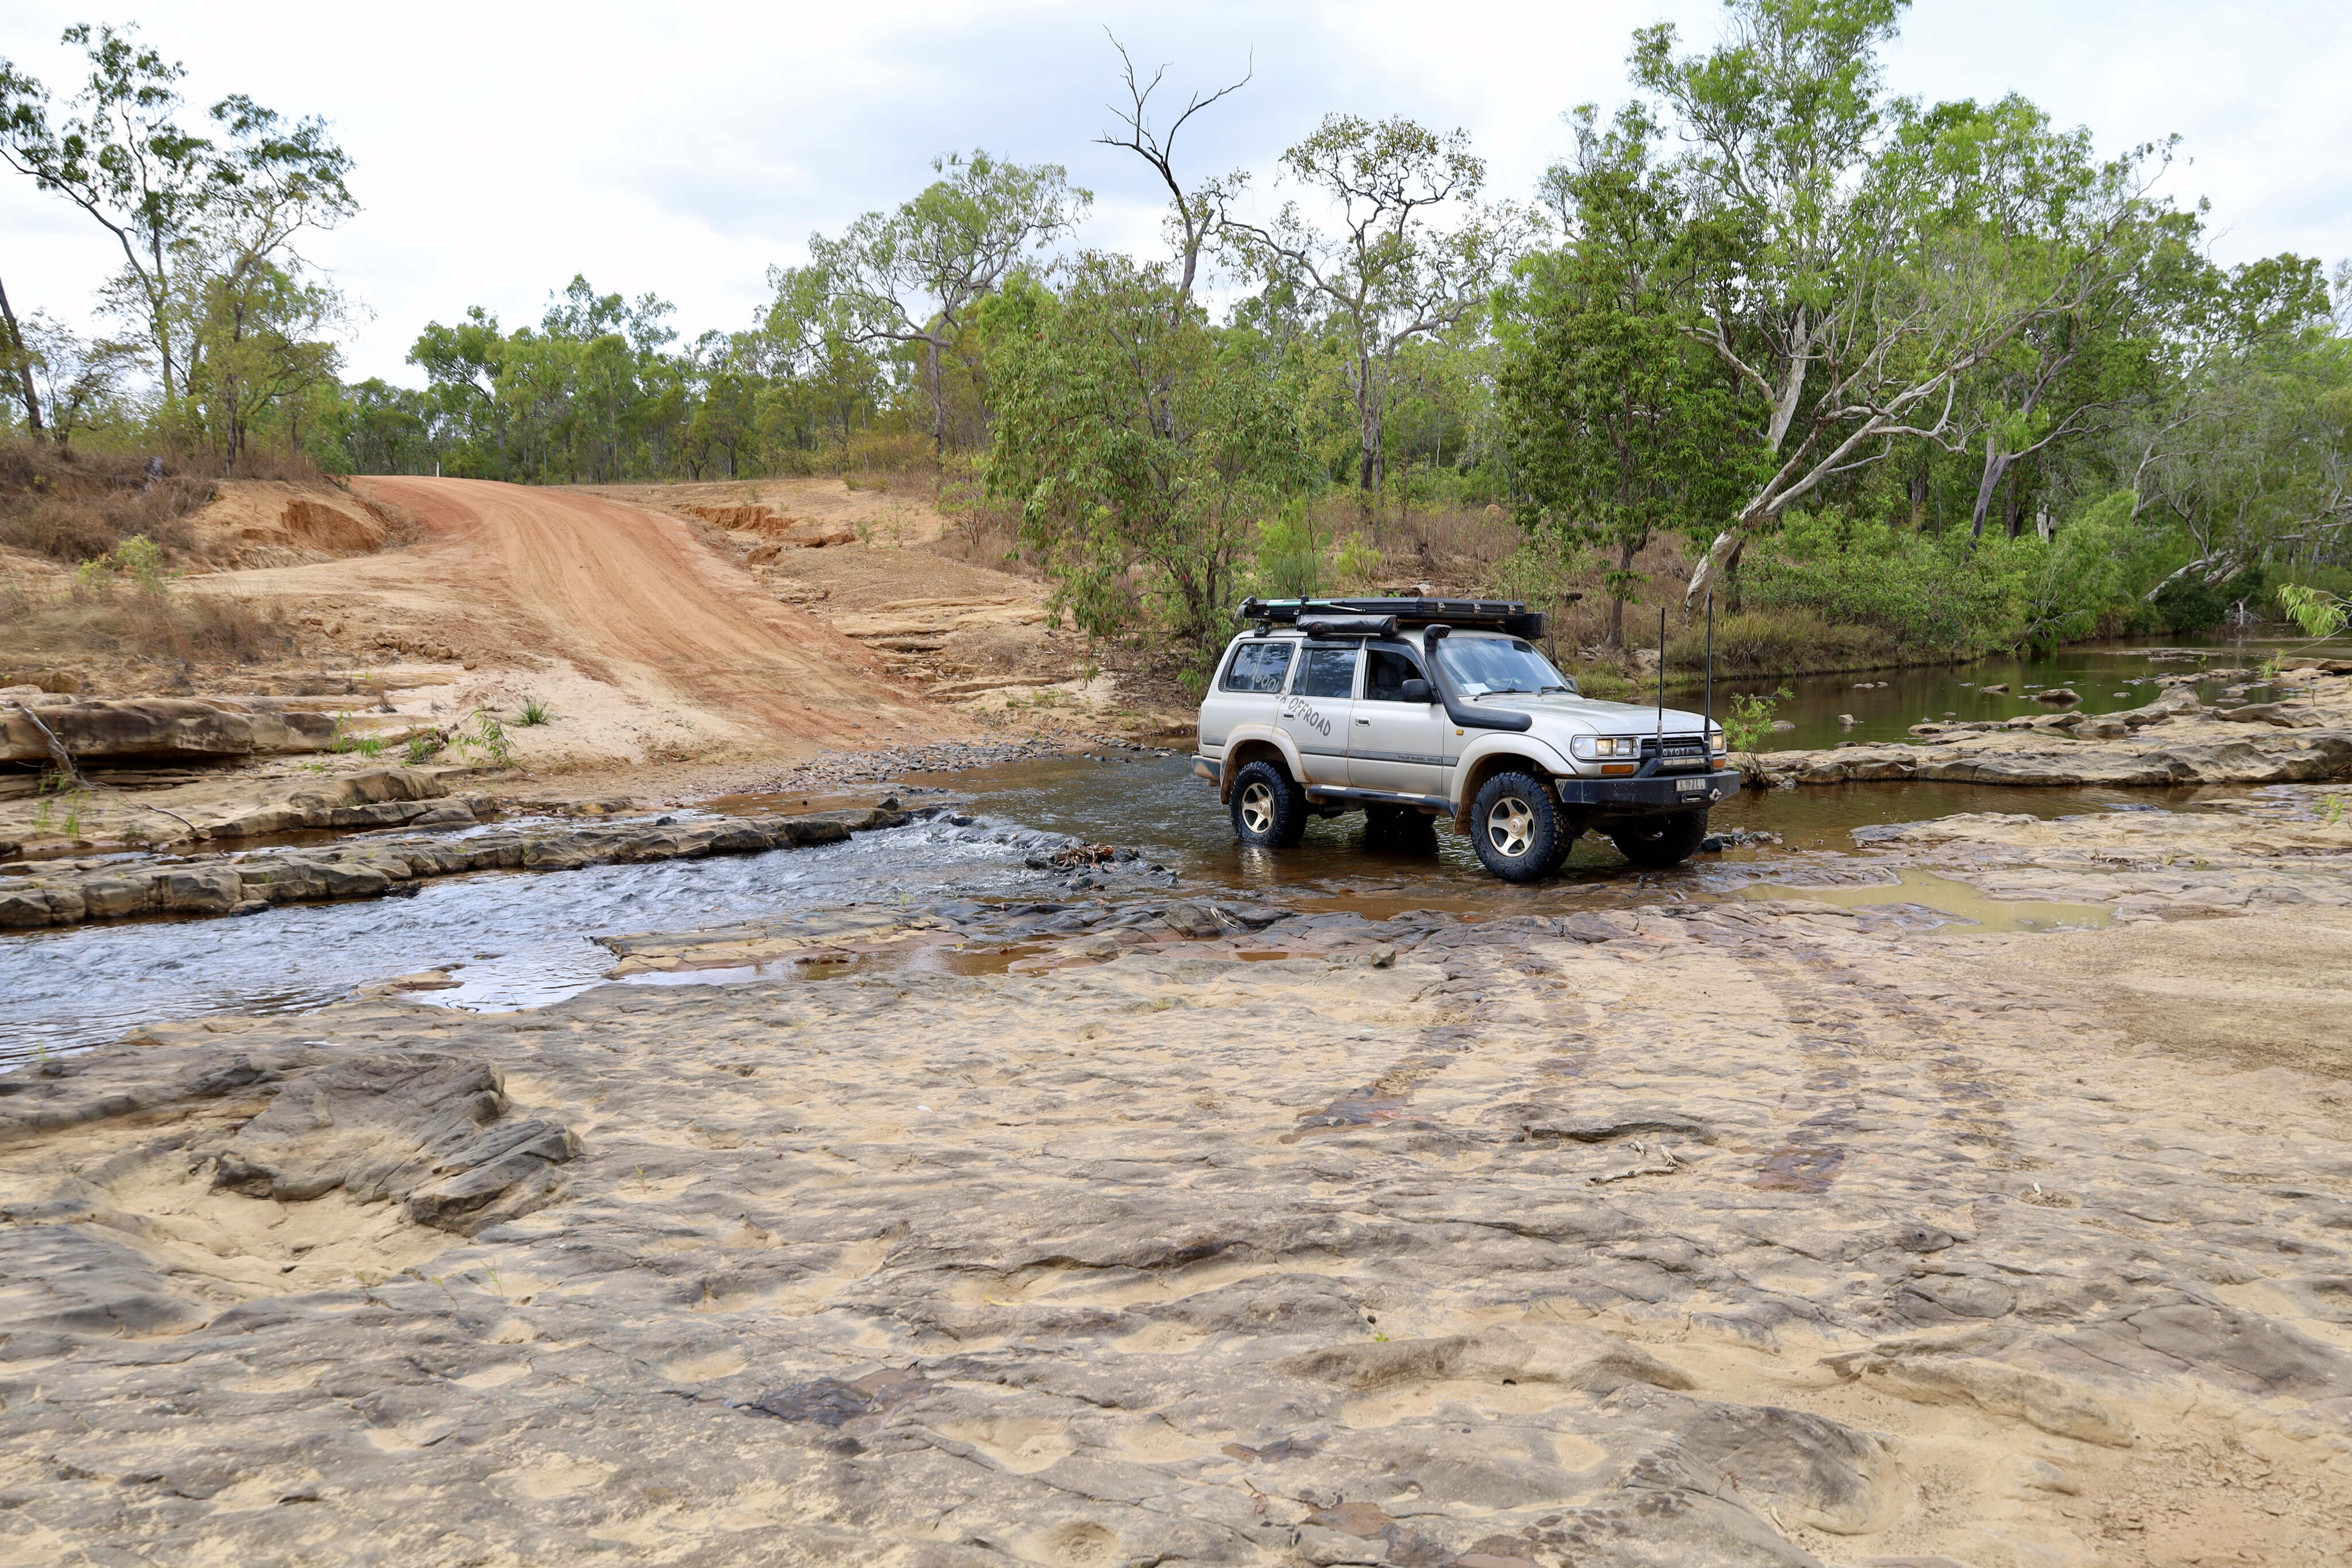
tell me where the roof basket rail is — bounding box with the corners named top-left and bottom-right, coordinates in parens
top-left (1235, 595), bottom-right (1546, 640)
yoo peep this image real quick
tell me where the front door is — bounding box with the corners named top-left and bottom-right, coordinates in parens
top-left (1349, 641), bottom-right (1449, 796)
top-left (1279, 643), bottom-right (1357, 786)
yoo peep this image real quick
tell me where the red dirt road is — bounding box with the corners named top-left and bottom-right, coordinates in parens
top-left (234, 477), bottom-right (966, 756)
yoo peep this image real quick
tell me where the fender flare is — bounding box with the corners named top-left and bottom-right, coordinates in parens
top-left (1217, 727), bottom-right (1306, 804)
top-left (1451, 736), bottom-right (1577, 831)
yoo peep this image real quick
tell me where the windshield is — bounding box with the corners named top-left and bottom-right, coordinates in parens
top-left (1435, 637), bottom-right (1573, 698)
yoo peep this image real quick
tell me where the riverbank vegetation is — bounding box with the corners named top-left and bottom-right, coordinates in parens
top-left (5, 3), bottom-right (2347, 691)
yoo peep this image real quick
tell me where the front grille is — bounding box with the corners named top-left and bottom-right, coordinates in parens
top-left (1641, 734), bottom-right (1709, 770)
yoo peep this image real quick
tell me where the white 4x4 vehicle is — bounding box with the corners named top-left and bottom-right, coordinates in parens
top-left (1194, 597), bottom-right (1740, 881)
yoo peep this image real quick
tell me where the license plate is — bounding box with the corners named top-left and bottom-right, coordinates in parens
top-left (1675, 777), bottom-right (1707, 792)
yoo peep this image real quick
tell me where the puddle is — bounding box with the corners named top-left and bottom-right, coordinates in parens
top-left (1735, 868), bottom-right (2111, 931)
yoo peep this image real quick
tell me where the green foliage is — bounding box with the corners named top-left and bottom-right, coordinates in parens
top-left (403, 733), bottom-right (441, 764)
top-left (459, 710), bottom-right (515, 770)
top-left (982, 254), bottom-right (1306, 672)
top-left (1, 23), bottom-right (355, 459)
top-left (75, 532), bottom-right (173, 595)
top-left (517, 696), bottom-right (551, 726)
top-left (1497, 104), bottom-right (1759, 644)
top-left (2280, 583), bottom-right (2351, 638)
top-left (1744, 511), bottom-right (2020, 656)
top-left (1722, 686), bottom-right (1793, 756)
top-left (1252, 502), bottom-right (1322, 599)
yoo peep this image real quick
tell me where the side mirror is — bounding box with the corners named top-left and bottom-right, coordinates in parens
top-left (1400, 678), bottom-right (1432, 703)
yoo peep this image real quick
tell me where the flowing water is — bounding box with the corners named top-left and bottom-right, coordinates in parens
top-left (5, 746), bottom-right (2275, 1061)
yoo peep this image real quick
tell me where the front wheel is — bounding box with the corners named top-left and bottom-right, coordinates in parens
top-left (1606, 810), bottom-right (1711, 869)
top-left (1469, 771), bottom-right (1571, 883)
top-left (1229, 759), bottom-right (1307, 848)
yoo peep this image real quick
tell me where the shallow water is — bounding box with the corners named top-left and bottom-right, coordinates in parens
top-left (0, 753), bottom-right (2266, 1060)
top-left (1717, 632), bottom-right (2352, 751)
top-left (1734, 868), bottom-right (2112, 932)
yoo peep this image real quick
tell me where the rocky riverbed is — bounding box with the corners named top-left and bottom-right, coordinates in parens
top-left (1753, 667), bottom-right (2352, 788)
top-left (0, 801), bottom-right (909, 930)
top-left (3, 797), bottom-right (2349, 1566)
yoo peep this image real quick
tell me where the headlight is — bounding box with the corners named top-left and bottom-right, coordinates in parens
top-left (1570, 735), bottom-right (1642, 760)
top-left (1709, 728), bottom-right (1727, 754)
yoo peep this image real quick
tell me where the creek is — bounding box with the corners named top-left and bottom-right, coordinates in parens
top-left (1713, 630), bottom-right (2352, 750)
top-left (5, 749), bottom-right (2275, 1062)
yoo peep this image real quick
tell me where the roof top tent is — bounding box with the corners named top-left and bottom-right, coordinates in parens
top-left (1235, 596), bottom-right (1548, 641)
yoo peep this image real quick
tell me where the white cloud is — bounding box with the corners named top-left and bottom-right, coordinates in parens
top-left (2, 0), bottom-right (2344, 386)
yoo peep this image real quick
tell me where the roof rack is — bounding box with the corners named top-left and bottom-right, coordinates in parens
top-left (1236, 596), bottom-right (1546, 640)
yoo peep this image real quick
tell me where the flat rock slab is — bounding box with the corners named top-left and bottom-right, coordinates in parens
top-left (1758, 673), bottom-right (2352, 787)
top-left (2, 884), bottom-right (2348, 1565)
top-left (0, 805), bottom-right (904, 929)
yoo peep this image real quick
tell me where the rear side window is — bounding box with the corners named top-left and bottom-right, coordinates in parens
top-left (1222, 641), bottom-right (1294, 693)
top-left (1297, 645), bottom-right (1359, 699)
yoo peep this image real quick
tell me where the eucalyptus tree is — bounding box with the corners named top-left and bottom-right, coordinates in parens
top-left (1094, 36), bottom-right (1250, 314)
top-left (0, 24), bottom-right (353, 404)
top-left (1220, 114), bottom-right (1527, 498)
top-left (808, 151), bottom-right (1090, 454)
top-left (761, 262), bottom-right (891, 457)
top-left (982, 255), bottom-right (1306, 663)
top-left (1628, 0), bottom-right (2150, 607)
top-left (1499, 105), bottom-right (1758, 646)
top-left (2126, 256), bottom-right (2349, 601)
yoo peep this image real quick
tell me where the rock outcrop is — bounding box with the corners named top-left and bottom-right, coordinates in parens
top-left (1759, 673), bottom-right (2352, 787)
top-left (1, 696), bottom-right (426, 765)
top-left (0, 804), bottom-right (904, 928)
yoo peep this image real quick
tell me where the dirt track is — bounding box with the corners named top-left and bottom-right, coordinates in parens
top-left (212, 477), bottom-right (968, 763)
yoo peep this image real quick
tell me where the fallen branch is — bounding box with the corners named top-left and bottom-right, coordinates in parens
top-left (10, 700), bottom-right (82, 788)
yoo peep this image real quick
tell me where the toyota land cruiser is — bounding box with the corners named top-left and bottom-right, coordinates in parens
top-left (1193, 597), bottom-right (1740, 881)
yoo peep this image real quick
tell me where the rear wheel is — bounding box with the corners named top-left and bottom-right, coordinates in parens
top-left (1469, 771), bottom-right (1569, 883)
top-left (1606, 810), bottom-right (1711, 869)
top-left (1230, 760), bottom-right (1307, 849)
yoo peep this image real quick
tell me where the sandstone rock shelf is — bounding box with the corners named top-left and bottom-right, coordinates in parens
top-left (1754, 669), bottom-right (2352, 789)
top-left (3, 872), bottom-right (2346, 1565)
top-left (0, 804), bottom-right (906, 930)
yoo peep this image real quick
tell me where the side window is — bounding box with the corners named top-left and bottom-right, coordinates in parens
top-left (1363, 644), bottom-right (1427, 702)
top-left (1221, 641), bottom-right (1294, 694)
top-left (1297, 645), bottom-right (1359, 699)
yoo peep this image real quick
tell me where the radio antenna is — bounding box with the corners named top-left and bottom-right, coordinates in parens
top-left (1704, 592), bottom-right (1715, 752)
top-left (1655, 605), bottom-right (1667, 748)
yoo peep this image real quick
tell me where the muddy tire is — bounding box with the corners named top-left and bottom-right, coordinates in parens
top-left (1469, 771), bottom-right (1569, 883)
top-left (1606, 810), bottom-right (1711, 869)
top-left (1230, 760), bottom-right (1307, 849)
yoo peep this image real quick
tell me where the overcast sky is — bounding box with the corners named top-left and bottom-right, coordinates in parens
top-left (5, 0), bottom-right (2348, 385)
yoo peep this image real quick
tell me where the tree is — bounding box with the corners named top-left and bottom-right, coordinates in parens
top-left (983, 256), bottom-right (1304, 663)
top-left (1221, 114), bottom-right (1525, 496)
top-left (810, 151), bottom-right (1090, 454)
top-left (2127, 265), bottom-right (2350, 602)
top-left (180, 251), bottom-right (345, 469)
top-left (762, 262), bottom-right (889, 459)
top-left (19, 309), bottom-right (134, 448)
top-left (1094, 36), bottom-right (1250, 314)
top-left (1499, 106), bottom-right (1758, 645)
top-left (0, 270), bottom-right (42, 436)
top-left (0, 24), bottom-right (353, 404)
top-left (1628, 0), bottom-right (2149, 607)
